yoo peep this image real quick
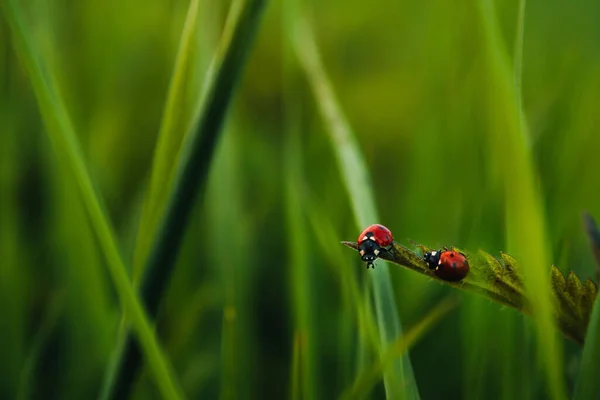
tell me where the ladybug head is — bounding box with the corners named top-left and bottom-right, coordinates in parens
top-left (358, 237), bottom-right (382, 268)
top-left (423, 251), bottom-right (440, 270)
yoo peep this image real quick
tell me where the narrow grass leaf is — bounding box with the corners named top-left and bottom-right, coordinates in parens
top-left (476, 0), bottom-right (566, 398)
top-left (132, 0), bottom-right (201, 283)
top-left (0, 2), bottom-right (185, 399)
top-left (16, 293), bottom-right (63, 400)
top-left (105, 0), bottom-right (269, 398)
top-left (284, 128), bottom-right (320, 399)
top-left (340, 296), bottom-right (459, 400)
top-left (290, 332), bottom-right (303, 400)
top-left (287, 6), bottom-right (419, 399)
top-left (100, 0), bottom-right (203, 394)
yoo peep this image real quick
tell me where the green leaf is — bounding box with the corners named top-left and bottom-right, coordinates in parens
top-left (1, 2), bottom-right (184, 399)
top-left (341, 296), bottom-right (459, 400)
top-left (342, 241), bottom-right (598, 346)
top-left (100, 0), bottom-right (203, 395)
top-left (286, 4), bottom-right (420, 399)
top-left (132, 0), bottom-right (202, 284)
top-left (102, 0), bottom-right (269, 398)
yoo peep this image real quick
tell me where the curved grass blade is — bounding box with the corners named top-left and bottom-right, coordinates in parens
top-left (104, 1), bottom-right (269, 398)
top-left (287, 5), bottom-right (419, 399)
top-left (100, 0), bottom-right (203, 395)
top-left (340, 296), bottom-right (459, 400)
top-left (341, 241), bottom-right (598, 345)
top-left (476, 0), bottom-right (566, 398)
top-left (574, 212), bottom-right (600, 400)
top-left (0, 2), bottom-right (185, 400)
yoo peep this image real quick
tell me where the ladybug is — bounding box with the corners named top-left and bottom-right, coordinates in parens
top-left (357, 224), bottom-right (394, 269)
top-left (423, 249), bottom-right (470, 281)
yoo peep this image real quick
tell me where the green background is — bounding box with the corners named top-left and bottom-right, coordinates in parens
top-left (2, 0), bottom-right (600, 398)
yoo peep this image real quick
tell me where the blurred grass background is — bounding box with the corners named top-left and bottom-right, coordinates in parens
top-left (2, 0), bottom-right (600, 398)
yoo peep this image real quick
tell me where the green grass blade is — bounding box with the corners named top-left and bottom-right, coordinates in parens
top-left (340, 296), bottom-right (458, 400)
top-left (290, 332), bottom-right (302, 400)
top-left (513, 0), bottom-right (527, 145)
top-left (574, 213), bottom-right (600, 400)
top-left (288, 7), bottom-right (419, 400)
top-left (16, 293), bottom-right (63, 400)
top-left (104, 1), bottom-right (268, 398)
top-left (100, 0), bottom-right (203, 395)
top-left (476, 1), bottom-right (566, 398)
top-left (132, 0), bottom-right (201, 283)
top-left (285, 121), bottom-right (319, 400)
top-left (0, 3), bottom-right (185, 400)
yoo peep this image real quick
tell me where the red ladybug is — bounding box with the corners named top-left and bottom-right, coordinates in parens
top-left (423, 249), bottom-right (470, 281)
top-left (357, 224), bottom-right (394, 269)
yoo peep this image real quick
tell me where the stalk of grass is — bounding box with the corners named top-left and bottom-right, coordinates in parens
top-left (16, 292), bottom-right (63, 400)
top-left (284, 120), bottom-right (319, 400)
top-left (100, 0), bottom-right (203, 395)
top-left (574, 213), bottom-right (600, 400)
top-left (340, 296), bottom-right (459, 400)
top-left (131, 0), bottom-right (201, 284)
top-left (287, 5), bottom-right (419, 399)
top-left (0, 2), bottom-right (185, 399)
top-left (206, 129), bottom-right (253, 399)
top-left (290, 332), bottom-right (302, 400)
top-left (219, 306), bottom-right (237, 400)
top-left (104, 1), bottom-right (268, 398)
top-left (476, 1), bottom-right (565, 398)
top-left (282, 4), bottom-right (320, 396)
top-left (513, 0), bottom-right (528, 146)
top-left (341, 240), bottom-right (597, 345)
top-left (0, 114), bottom-right (26, 398)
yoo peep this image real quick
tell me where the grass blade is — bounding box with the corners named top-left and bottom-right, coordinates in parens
top-left (288, 6), bottom-right (419, 399)
top-left (132, 0), bottom-right (201, 283)
top-left (284, 121), bottom-right (319, 399)
top-left (100, 0), bottom-right (203, 395)
top-left (105, 1), bottom-right (269, 398)
top-left (513, 0), bottom-right (528, 147)
top-left (574, 212), bottom-right (600, 400)
top-left (475, 1), bottom-right (565, 397)
top-left (0, 2), bottom-right (185, 399)
top-left (340, 296), bottom-right (459, 400)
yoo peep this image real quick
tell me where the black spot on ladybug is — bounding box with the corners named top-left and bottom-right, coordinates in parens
top-left (450, 253), bottom-right (455, 257)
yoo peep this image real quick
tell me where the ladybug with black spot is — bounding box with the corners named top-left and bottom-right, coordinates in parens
top-left (423, 248), bottom-right (470, 281)
top-left (357, 224), bottom-right (394, 269)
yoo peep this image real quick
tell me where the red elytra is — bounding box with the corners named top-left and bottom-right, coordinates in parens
top-left (435, 251), bottom-right (470, 281)
top-left (357, 224), bottom-right (394, 247)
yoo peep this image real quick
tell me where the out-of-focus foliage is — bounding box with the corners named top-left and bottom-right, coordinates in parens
top-left (2, 0), bottom-right (600, 398)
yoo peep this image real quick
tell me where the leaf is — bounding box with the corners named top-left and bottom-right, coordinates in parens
top-left (101, 0), bottom-right (269, 399)
top-left (1, 2), bottom-right (185, 399)
top-left (287, 2), bottom-right (420, 399)
top-left (342, 241), bottom-right (598, 345)
top-left (340, 296), bottom-right (459, 400)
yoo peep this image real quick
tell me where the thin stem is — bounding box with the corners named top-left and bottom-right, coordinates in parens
top-left (104, 1), bottom-right (268, 398)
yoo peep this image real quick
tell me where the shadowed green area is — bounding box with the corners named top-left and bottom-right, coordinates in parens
top-left (2, 0), bottom-right (600, 398)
